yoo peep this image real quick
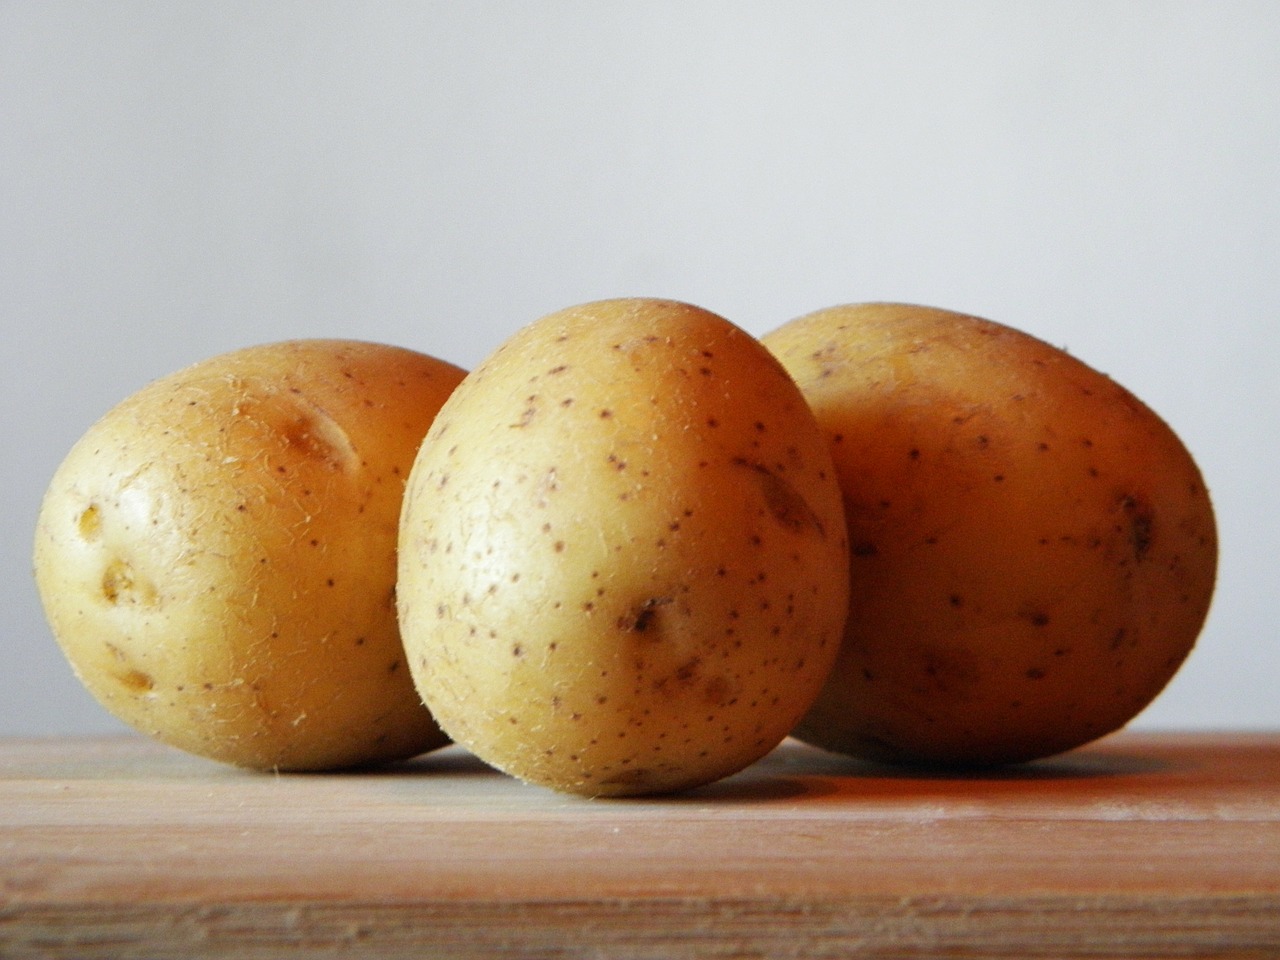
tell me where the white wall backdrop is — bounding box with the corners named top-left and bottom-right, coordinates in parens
top-left (3, 2), bottom-right (1277, 735)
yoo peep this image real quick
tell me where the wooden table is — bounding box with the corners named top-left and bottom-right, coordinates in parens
top-left (2, 731), bottom-right (1277, 958)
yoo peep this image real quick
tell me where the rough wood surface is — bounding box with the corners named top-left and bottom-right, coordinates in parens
top-left (2, 731), bottom-right (1278, 958)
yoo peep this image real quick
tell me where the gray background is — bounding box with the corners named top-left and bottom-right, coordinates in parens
top-left (4, 2), bottom-right (1277, 735)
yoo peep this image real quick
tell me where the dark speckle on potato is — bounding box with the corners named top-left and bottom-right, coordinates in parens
top-left (397, 298), bottom-right (848, 796)
top-left (763, 300), bottom-right (1216, 769)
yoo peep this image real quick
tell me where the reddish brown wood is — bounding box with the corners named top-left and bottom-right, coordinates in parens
top-left (2, 731), bottom-right (1278, 958)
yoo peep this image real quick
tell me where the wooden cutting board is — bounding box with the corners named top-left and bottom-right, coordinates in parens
top-left (2, 731), bottom-right (1278, 958)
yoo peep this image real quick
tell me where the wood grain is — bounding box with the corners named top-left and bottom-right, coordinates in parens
top-left (2, 732), bottom-right (1278, 958)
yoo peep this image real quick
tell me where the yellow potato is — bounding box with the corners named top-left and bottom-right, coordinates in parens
top-left (33, 339), bottom-right (465, 770)
top-left (398, 298), bottom-right (849, 796)
top-left (762, 303), bottom-right (1218, 767)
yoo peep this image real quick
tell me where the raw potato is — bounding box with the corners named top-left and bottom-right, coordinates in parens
top-left (33, 339), bottom-right (466, 771)
top-left (398, 298), bottom-right (850, 796)
top-left (763, 303), bottom-right (1218, 767)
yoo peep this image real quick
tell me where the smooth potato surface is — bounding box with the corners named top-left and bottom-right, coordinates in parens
top-left (33, 339), bottom-right (465, 770)
top-left (763, 303), bottom-right (1217, 767)
top-left (398, 298), bottom-right (849, 796)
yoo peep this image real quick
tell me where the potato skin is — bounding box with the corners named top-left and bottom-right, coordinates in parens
top-left (762, 303), bottom-right (1218, 767)
top-left (398, 298), bottom-right (849, 796)
top-left (33, 339), bottom-right (465, 771)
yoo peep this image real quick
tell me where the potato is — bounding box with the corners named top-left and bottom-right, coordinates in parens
top-left (762, 303), bottom-right (1218, 767)
top-left (397, 298), bottom-right (849, 796)
top-left (33, 339), bottom-right (466, 771)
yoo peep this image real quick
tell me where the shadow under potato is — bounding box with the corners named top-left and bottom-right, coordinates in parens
top-left (370, 736), bottom-right (1179, 804)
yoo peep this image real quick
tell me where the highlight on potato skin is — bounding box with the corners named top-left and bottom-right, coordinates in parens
top-left (33, 339), bottom-right (465, 771)
top-left (763, 303), bottom-right (1218, 768)
top-left (397, 298), bottom-right (851, 797)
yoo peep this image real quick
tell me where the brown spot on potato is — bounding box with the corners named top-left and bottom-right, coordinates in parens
top-left (1120, 494), bottom-right (1155, 561)
top-left (279, 415), bottom-right (343, 467)
top-left (621, 596), bottom-right (675, 634)
top-left (101, 559), bottom-right (157, 606)
top-left (1022, 609), bottom-right (1051, 627)
top-left (77, 504), bottom-right (102, 541)
top-left (675, 657), bottom-right (702, 685)
top-left (733, 458), bottom-right (825, 536)
top-left (117, 669), bottom-right (155, 693)
top-left (704, 675), bottom-right (735, 707)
